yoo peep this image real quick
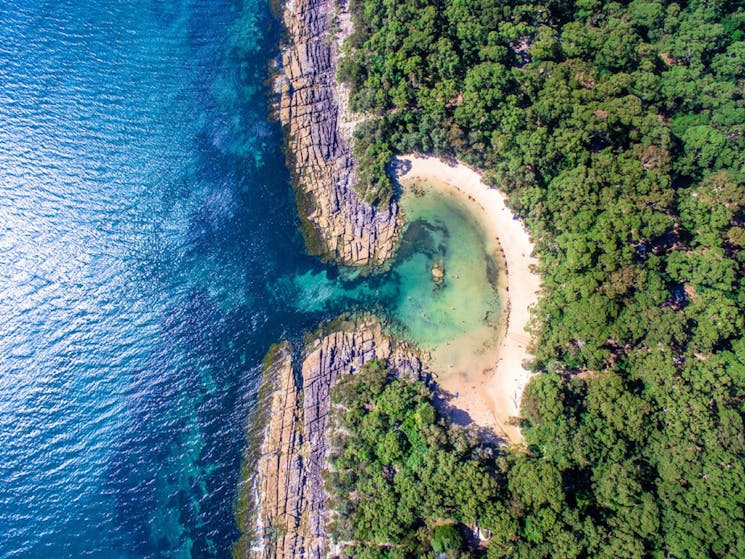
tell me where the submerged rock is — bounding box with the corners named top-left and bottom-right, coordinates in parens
top-left (432, 258), bottom-right (445, 285)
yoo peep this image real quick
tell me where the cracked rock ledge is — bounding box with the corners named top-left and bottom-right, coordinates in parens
top-left (276, 0), bottom-right (399, 267)
top-left (246, 317), bottom-right (421, 559)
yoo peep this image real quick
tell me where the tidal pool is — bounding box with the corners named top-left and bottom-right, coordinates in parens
top-left (291, 180), bottom-right (506, 382)
top-left (391, 181), bottom-right (505, 383)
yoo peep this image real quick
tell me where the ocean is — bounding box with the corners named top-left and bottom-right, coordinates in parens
top-left (0, 2), bottom-right (501, 557)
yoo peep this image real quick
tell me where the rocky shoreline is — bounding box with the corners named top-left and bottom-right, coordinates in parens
top-left (240, 317), bottom-right (421, 558)
top-left (275, 0), bottom-right (399, 267)
top-left (233, 1), bottom-right (413, 556)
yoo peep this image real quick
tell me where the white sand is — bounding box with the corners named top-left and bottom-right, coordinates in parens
top-left (395, 155), bottom-right (541, 444)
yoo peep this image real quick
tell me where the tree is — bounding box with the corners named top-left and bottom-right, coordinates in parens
top-left (431, 524), bottom-right (463, 553)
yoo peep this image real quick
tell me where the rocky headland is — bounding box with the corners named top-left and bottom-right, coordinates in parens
top-left (240, 317), bottom-right (421, 559)
top-left (275, 0), bottom-right (399, 266)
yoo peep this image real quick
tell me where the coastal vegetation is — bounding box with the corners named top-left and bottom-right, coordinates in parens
top-left (327, 359), bottom-right (498, 558)
top-left (333, 0), bottom-right (745, 557)
top-left (353, 122), bottom-right (396, 206)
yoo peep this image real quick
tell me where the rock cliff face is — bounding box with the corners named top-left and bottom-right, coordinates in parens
top-left (247, 318), bottom-right (421, 559)
top-left (276, 0), bottom-right (399, 266)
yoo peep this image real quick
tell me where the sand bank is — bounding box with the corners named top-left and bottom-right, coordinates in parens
top-left (395, 155), bottom-right (541, 444)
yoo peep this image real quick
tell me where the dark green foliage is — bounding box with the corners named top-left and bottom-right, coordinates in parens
top-left (431, 524), bottom-right (463, 553)
top-left (328, 361), bottom-right (499, 557)
top-left (352, 121), bottom-right (395, 206)
top-left (338, 0), bottom-right (745, 557)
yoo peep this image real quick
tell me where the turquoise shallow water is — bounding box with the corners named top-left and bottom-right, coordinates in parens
top-left (0, 2), bottom-right (501, 558)
top-left (392, 185), bottom-right (502, 350)
top-left (291, 185), bottom-right (503, 354)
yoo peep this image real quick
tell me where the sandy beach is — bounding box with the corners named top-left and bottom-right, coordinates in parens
top-left (395, 154), bottom-right (541, 444)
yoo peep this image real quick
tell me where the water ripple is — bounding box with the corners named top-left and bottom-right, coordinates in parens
top-left (0, 1), bottom-right (292, 557)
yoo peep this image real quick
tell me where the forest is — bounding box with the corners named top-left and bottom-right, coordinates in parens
top-left (327, 360), bottom-right (498, 558)
top-left (333, 0), bottom-right (745, 557)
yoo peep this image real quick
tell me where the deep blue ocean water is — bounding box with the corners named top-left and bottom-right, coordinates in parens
top-left (0, 2), bottom-right (323, 557)
top-left (0, 2), bottom-right (502, 558)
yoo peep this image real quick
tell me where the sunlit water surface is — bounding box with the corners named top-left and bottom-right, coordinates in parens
top-left (0, 2), bottom-right (501, 558)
